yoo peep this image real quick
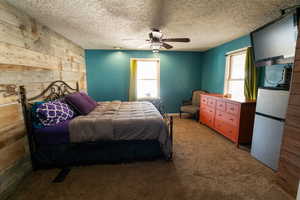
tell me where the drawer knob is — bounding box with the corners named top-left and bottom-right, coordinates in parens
top-left (230, 118), bottom-right (233, 121)
top-left (230, 108), bottom-right (234, 110)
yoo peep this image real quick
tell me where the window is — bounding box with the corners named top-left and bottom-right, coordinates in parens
top-left (224, 49), bottom-right (246, 99)
top-left (136, 59), bottom-right (160, 99)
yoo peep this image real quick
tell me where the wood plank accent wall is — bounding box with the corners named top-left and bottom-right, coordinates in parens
top-left (277, 18), bottom-right (300, 197)
top-left (0, 1), bottom-right (86, 199)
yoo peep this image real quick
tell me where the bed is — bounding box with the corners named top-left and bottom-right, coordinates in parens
top-left (20, 81), bottom-right (173, 169)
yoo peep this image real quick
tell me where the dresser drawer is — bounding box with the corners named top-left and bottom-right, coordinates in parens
top-left (201, 96), bottom-right (208, 105)
top-left (215, 110), bottom-right (226, 121)
top-left (200, 111), bottom-right (214, 127)
top-left (207, 98), bottom-right (216, 108)
top-left (224, 114), bottom-right (239, 126)
top-left (215, 110), bottom-right (238, 125)
top-left (226, 102), bottom-right (239, 115)
top-left (216, 100), bottom-right (226, 111)
top-left (201, 105), bottom-right (215, 116)
top-left (214, 119), bottom-right (238, 142)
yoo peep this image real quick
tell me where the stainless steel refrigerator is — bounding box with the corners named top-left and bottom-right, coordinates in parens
top-left (251, 88), bottom-right (289, 170)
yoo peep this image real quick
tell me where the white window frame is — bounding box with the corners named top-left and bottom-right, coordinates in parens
top-left (224, 48), bottom-right (247, 97)
top-left (131, 58), bottom-right (160, 99)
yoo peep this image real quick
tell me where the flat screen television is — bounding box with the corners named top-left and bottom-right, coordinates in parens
top-left (251, 10), bottom-right (298, 64)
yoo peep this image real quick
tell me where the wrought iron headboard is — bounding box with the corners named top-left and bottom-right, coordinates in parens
top-left (21, 80), bottom-right (79, 102)
top-left (19, 80), bottom-right (79, 169)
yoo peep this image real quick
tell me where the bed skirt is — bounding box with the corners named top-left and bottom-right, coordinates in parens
top-left (33, 140), bottom-right (163, 169)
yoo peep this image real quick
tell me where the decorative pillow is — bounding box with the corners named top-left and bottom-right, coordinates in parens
top-left (65, 92), bottom-right (96, 115)
top-left (80, 92), bottom-right (97, 107)
top-left (36, 100), bottom-right (74, 127)
top-left (31, 101), bottom-right (45, 129)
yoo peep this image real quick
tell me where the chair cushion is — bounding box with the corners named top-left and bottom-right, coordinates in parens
top-left (192, 90), bottom-right (207, 106)
top-left (180, 105), bottom-right (198, 114)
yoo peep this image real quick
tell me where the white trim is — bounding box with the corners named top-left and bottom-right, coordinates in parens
top-left (225, 46), bottom-right (250, 56)
top-left (167, 113), bottom-right (192, 117)
top-left (133, 58), bottom-right (160, 99)
top-left (223, 48), bottom-right (247, 96)
top-left (167, 113), bottom-right (179, 116)
top-left (157, 60), bottom-right (160, 98)
top-left (130, 58), bottom-right (159, 61)
top-left (223, 55), bottom-right (231, 94)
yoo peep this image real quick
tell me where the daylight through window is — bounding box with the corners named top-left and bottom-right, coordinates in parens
top-left (136, 59), bottom-right (160, 99)
top-left (224, 50), bottom-right (246, 99)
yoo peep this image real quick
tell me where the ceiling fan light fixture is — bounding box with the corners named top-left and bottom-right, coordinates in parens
top-left (151, 31), bottom-right (163, 39)
top-left (151, 42), bottom-right (161, 48)
top-left (151, 42), bottom-right (161, 53)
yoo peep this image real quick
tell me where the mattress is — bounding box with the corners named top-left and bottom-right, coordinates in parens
top-left (69, 101), bottom-right (171, 157)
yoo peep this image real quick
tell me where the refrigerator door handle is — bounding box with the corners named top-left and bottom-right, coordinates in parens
top-left (255, 112), bottom-right (285, 122)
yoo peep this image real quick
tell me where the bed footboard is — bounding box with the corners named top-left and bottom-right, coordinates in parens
top-left (163, 114), bottom-right (173, 160)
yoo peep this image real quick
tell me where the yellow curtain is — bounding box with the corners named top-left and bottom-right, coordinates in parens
top-left (244, 47), bottom-right (257, 100)
top-left (129, 59), bottom-right (137, 101)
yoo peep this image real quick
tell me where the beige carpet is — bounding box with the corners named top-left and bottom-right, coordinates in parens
top-left (10, 117), bottom-right (293, 200)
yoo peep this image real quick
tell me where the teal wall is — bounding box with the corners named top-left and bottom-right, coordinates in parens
top-left (85, 35), bottom-right (267, 112)
top-left (200, 35), bottom-right (252, 93)
top-left (85, 50), bottom-right (203, 113)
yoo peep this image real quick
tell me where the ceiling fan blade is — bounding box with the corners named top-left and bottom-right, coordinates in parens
top-left (162, 43), bottom-right (173, 49)
top-left (162, 38), bottom-right (190, 42)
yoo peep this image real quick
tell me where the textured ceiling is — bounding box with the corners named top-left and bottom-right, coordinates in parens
top-left (5, 0), bottom-right (300, 51)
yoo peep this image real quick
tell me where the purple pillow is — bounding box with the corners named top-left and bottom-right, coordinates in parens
top-left (36, 101), bottom-right (74, 127)
top-left (80, 92), bottom-right (97, 107)
top-left (65, 92), bottom-right (96, 115)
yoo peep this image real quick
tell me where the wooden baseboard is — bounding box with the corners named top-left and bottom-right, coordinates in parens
top-left (167, 113), bottom-right (193, 117)
top-left (166, 113), bottom-right (179, 116)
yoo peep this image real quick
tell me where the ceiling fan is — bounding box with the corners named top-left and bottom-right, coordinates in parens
top-left (125, 29), bottom-right (190, 52)
top-left (147, 29), bottom-right (190, 52)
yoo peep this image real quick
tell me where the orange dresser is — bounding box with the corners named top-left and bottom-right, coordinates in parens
top-left (200, 94), bottom-right (256, 146)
